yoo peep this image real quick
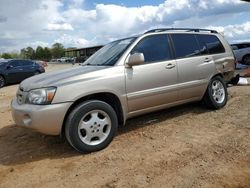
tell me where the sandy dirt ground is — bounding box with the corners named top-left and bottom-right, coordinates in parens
top-left (0, 64), bottom-right (249, 188)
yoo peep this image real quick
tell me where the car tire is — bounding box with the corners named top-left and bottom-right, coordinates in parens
top-left (34, 71), bottom-right (40, 75)
top-left (0, 75), bottom-right (5, 88)
top-left (203, 76), bottom-right (228, 109)
top-left (65, 100), bottom-right (118, 153)
top-left (242, 55), bottom-right (250, 65)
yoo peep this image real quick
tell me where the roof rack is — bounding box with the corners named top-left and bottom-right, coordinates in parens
top-left (144, 28), bottom-right (218, 34)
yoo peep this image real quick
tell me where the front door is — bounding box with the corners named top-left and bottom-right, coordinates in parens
top-left (5, 60), bottom-right (24, 83)
top-left (125, 34), bottom-right (178, 114)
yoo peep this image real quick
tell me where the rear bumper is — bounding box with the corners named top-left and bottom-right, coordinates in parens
top-left (11, 98), bottom-right (72, 135)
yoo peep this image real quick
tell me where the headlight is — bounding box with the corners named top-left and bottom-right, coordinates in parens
top-left (27, 87), bottom-right (56, 105)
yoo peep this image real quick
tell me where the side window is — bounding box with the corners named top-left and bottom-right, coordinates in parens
top-left (238, 44), bottom-right (250, 49)
top-left (131, 34), bottom-right (172, 63)
top-left (9, 60), bottom-right (21, 67)
top-left (21, 60), bottom-right (33, 66)
top-left (171, 34), bottom-right (203, 59)
top-left (231, 45), bottom-right (238, 50)
top-left (197, 35), bottom-right (225, 54)
top-left (235, 44), bottom-right (242, 49)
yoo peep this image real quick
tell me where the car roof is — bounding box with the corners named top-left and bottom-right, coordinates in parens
top-left (144, 28), bottom-right (218, 34)
top-left (0, 59), bottom-right (11, 63)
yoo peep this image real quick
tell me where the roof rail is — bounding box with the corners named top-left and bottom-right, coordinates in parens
top-left (144, 28), bottom-right (218, 34)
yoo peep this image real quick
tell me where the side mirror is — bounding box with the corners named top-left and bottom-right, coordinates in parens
top-left (231, 46), bottom-right (238, 50)
top-left (6, 65), bottom-right (13, 70)
top-left (126, 53), bottom-right (145, 67)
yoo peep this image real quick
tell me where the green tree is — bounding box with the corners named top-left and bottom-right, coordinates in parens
top-left (35, 46), bottom-right (45, 60)
top-left (20, 48), bottom-right (27, 59)
top-left (10, 52), bottom-right (20, 58)
top-left (43, 47), bottom-right (52, 61)
top-left (26, 47), bottom-right (35, 59)
top-left (51, 43), bottom-right (64, 58)
top-left (20, 47), bottom-right (35, 59)
top-left (1, 53), bottom-right (12, 59)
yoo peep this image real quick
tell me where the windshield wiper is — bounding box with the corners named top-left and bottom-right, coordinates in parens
top-left (84, 63), bottom-right (111, 66)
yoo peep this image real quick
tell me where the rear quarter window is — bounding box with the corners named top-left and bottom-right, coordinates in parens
top-left (197, 34), bottom-right (225, 54)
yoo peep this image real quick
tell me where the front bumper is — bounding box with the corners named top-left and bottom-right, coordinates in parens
top-left (11, 98), bottom-right (72, 135)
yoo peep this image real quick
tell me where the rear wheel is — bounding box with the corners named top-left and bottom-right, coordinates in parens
top-left (0, 75), bottom-right (5, 88)
top-left (203, 76), bottom-right (228, 109)
top-left (34, 71), bottom-right (40, 75)
top-left (65, 100), bottom-right (118, 153)
top-left (242, 55), bottom-right (250, 65)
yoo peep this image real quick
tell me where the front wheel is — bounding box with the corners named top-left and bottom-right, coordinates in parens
top-left (65, 100), bottom-right (118, 153)
top-left (203, 76), bottom-right (228, 109)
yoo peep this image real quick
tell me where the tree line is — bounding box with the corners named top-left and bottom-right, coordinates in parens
top-left (0, 43), bottom-right (65, 61)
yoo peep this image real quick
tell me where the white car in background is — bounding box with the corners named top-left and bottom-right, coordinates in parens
top-left (231, 43), bottom-right (250, 65)
top-left (57, 57), bottom-right (68, 63)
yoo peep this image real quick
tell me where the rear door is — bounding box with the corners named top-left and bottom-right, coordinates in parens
top-left (21, 60), bottom-right (37, 79)
top-left (125, 34), bottom-right (178, 114)
top-left (170, 33), bottom-right (215, 101)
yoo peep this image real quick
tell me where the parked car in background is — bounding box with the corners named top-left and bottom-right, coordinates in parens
top-left (35, 60), bottom-right (48, 68)
top-left (76, 56), bottom-right (88, 63)
top-left (231, 42), bottom-right (250, 65)
top-left (57, 57), bottom-right (71, 63)
top-left (0, 59), bottom-right (45, 88)
top-left (12, 28), bottom-right (235, 153)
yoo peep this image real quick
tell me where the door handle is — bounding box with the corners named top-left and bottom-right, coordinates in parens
top-left (204, 58), bottom-right (212, 62)
top-left (165, 63), bottom-right (176, 69)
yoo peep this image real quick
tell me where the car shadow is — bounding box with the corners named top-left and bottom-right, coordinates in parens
top-left (119, 102), bottom-right (211, 135)
top-left (0, 102), bottom-right (210, 166)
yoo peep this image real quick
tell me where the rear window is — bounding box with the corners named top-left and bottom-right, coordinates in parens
top-left (197, 34), bottom-right (225, 54)
top-left (171, 34), bottom-right (203, 59)
top-left (235, 43), bottom-right (250, 49)
top-left (21, 60), bottom-right (34, 66)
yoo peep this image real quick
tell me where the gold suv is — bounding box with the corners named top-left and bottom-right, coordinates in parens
top-left (11, 28), bottom-right (235, 153)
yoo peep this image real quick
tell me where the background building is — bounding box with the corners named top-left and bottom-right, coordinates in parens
top-left (65, 45), bottom-right (103, 58)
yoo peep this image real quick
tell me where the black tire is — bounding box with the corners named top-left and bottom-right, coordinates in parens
top-left (242, 55), bottom-right (250, 65)
top-left (0, 75), bottom-right (5, 88)
top-left (203, 76), bottom-right (228, 109)
top-left (65, 100), bottom-right (118, 153)
top-left (34, 71), bottom-right (40, 75)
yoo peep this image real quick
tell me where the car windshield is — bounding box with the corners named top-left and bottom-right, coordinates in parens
top-left (83, 37), bottom-right (136, 66)
top-left (0, 60), bottom-right (8, 64)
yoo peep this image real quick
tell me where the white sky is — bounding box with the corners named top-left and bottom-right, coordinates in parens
top-left (0, 0), bottom-right (250, 53)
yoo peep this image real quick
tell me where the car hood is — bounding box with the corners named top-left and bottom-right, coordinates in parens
top-left (20, 65), bottom-right (111, 91)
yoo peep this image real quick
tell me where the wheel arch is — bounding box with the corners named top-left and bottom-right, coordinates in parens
top-left (0, 73), bottom-right (6, 84)
top-left (0, 73), bottom-right (5, 79)
top-left (202, 73), bottom-right (224, 98)
top-left (61, 92), bottom-right (124, 137)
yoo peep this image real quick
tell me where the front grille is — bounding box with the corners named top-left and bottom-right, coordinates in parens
top-left (16, 87), bottom-right (27, 105)
top-left (19, 87), bottom-right (24, 92)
